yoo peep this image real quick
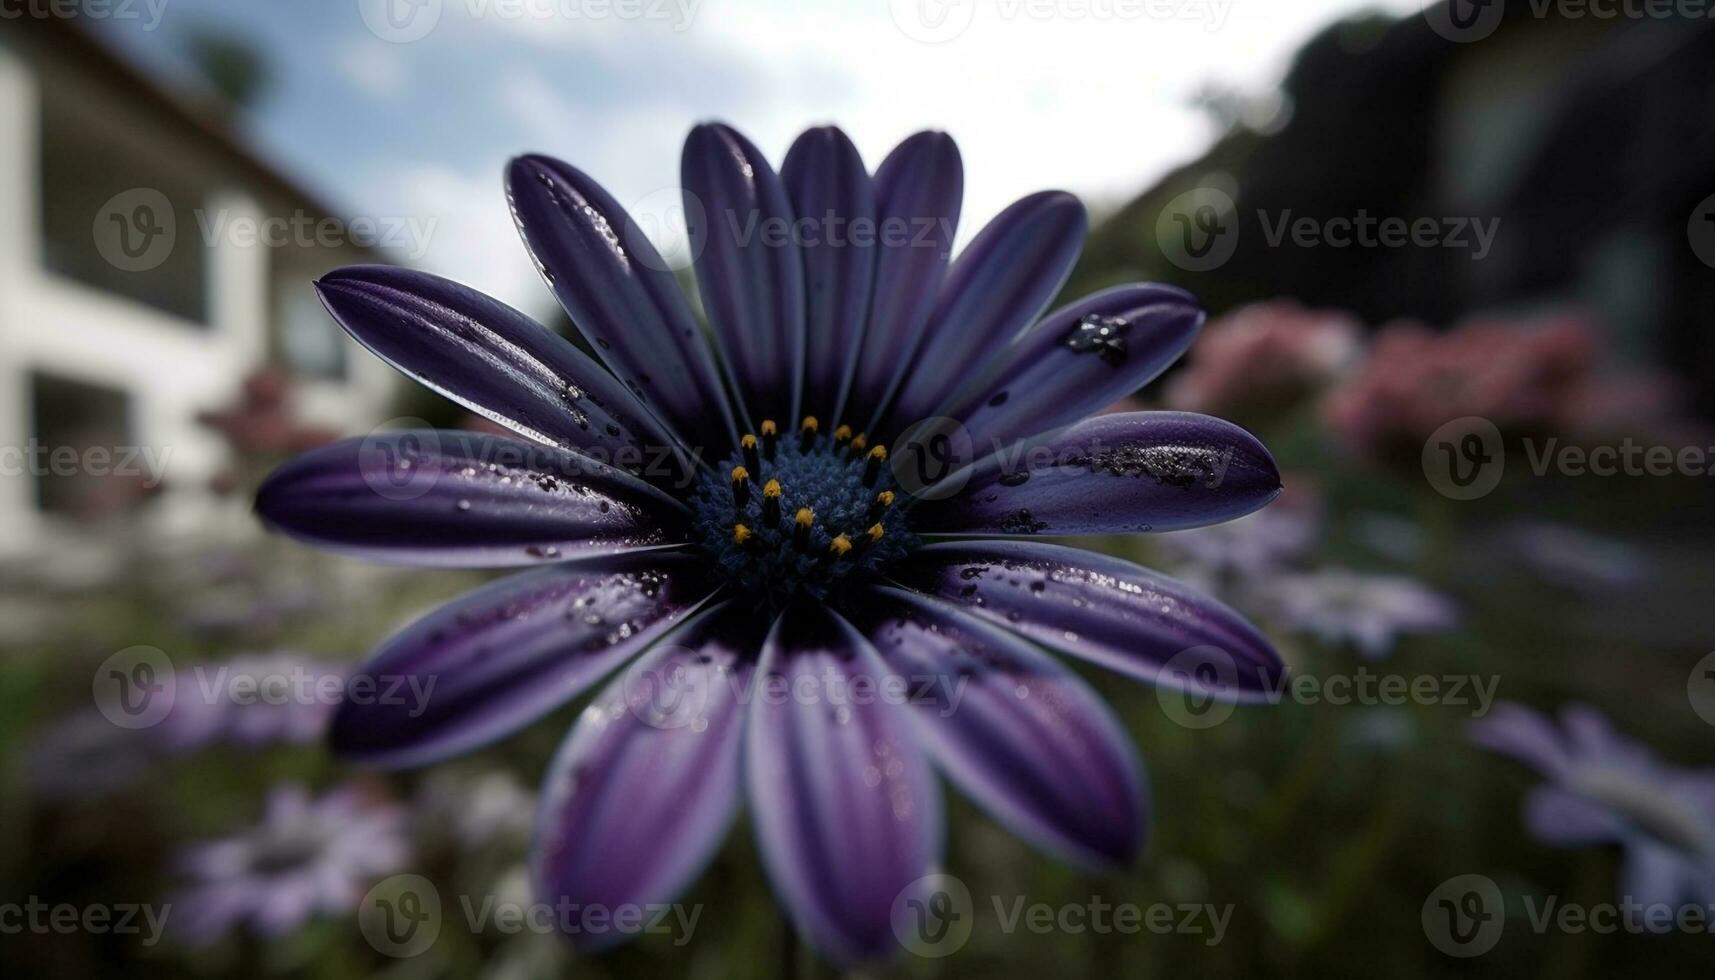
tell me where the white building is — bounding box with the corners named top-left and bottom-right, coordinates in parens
top-left (0, 18), bottom-right (395, 562)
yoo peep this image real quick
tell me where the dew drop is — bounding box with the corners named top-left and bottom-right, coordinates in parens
top-left (1064, 313), bottom-right (1133, 366)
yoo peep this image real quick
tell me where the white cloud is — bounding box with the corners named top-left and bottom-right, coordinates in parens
top-left (333, 39), bottom-right (409, 100)
top-left (396, 162), bottom-right (551, 316)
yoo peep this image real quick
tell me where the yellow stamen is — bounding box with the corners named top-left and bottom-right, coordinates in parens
top-left (793, 507), bottom-right (814, 549)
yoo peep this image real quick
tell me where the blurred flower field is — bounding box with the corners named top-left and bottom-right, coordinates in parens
top-left (5, 299), bottom-right (1714, 978)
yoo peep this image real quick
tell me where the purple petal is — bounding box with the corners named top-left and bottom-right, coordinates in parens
top-left (682, 122), bottom-right (805, 427)
top-left (1523, 786), bottom-right (1624, 845)
top-left (746, 604), bottom-right (942, 964)
top-left (913, 412), bottom-right (1281, 535)
top-left (888, 540), bottom-right (1284, 700)
top-left (316, 266), bottom-right (686, 478)
top-left (534, 602), bottom-right (759, 950)
top-left (882, 191), bottom-right (1085, 438)
top-left (857, 587), bottom-right (1147, 869)
top-left (328, 549), bottom-right (711, 767)
top-left (256, 431), bottom-right (688, 567)
top-left (1468, 702), bottom-right (1572, 779)
top-left (843, 131), bottom-right (962, 432)
top-left (506, 154), bottom-right (736, 455)
top-left (781, 125), bottom-right (876, 424)
top-left (946, 284), bottom-right (1204, 450)
top-left (1620, 841), bottom-right (1696, 908)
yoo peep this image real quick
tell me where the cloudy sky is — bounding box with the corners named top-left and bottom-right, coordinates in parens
top-left (94, 0), bottom-right (1424, 321)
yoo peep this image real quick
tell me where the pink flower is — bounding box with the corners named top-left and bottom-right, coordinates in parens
top-left (1321, 312), bottom-right (1600, 464)
top-left (1165, 300), bottom-right (1360, 422)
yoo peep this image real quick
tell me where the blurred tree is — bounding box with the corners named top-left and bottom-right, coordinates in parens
top-left (1070, 6), bottom-right (1715, 417)
top-left (180, 28), bottom-right (270, 113)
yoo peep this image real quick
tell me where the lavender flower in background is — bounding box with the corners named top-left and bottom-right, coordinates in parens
top-left (1154, 477), bottom-right (1320, 588)
top-left (27, 653), bottom-right (345, 806)
top-left (1499, 520), bottom-right (1648, 593)
top-left (253, 122), bottom-right (1288, 963)
top-left (1471, 703), bottom-right (1715, 907)
top-left (416, 769), bottom-right (536, 849)
top-left (1256, 567), bottom-right (1456, 658)
top-left (172, 782), bottom-right (410, 946)
top-left (25, 710), bottom-right (162, 802)
top-left (178, 580), bottom-right (324, 638)
top-left (160, 652), bottom-right (348, 752)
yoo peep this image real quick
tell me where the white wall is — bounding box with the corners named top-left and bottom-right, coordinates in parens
top-left (0, 43), bottom-right (44, 556)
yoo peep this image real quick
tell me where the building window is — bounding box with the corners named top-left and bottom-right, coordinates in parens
top-left (37, 87), bottom-right (210, 324)
top-left (274, 275), bottom-right (347, 380)
top-left (30, 372), bottom-right (148, 519)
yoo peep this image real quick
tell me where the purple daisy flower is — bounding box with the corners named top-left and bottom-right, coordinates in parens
top-left (1471, 703), bottom-right (1715, 906)
top-left (172, 782), bottom-right (410, 945)
top-left (256, 123), bottom-right (1285, 963)
top-left (160, 651), bottom-right (349, 752)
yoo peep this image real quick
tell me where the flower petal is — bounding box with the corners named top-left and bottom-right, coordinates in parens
top-left (316, 266), bottom-right (686, 479)
top-left (329, 550), bottom-right (711, 768)
top-left (944, 284), bottom-right (1204, 450)
top-left (856, 587), bottom-right (1147, 869)
top-left (506, 153), bottom-right (736, 455)
top-left (781, 125), bottom-right (876, 424)
top-left (913, 411), bottom-right (1281, 535)
top-left (746, 604), bottom-right (942, 964)
top-left (882, 190), bottom-right (1085, 438)
top-left (888, 540), bottom-right (1284, 700)
top-left (1468, 702), bottom-right (1572, 778)
top-left (1620, 840), bottom-right (1697, 908)
top-left (533, 602), bottom-right (759, 951)
top-left (843, 131), bottom-right (962, 432)
top-left (255, 431), bottom-right (688, 567)
top-left (682, 122), bottom-right (806, 428)
top-left (1523, 786), bottom-right (1624, 845)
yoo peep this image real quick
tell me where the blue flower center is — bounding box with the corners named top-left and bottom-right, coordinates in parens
top-left (690, 419), bottom-right (915, 608)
